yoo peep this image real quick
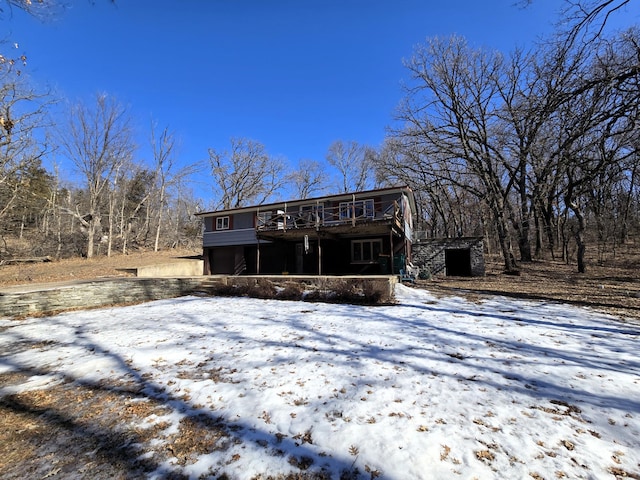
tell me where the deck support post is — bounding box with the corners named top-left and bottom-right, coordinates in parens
top-left (390, 230), bottom-right (394, 275)
top-left (318, 235), bottom-right (322, 275)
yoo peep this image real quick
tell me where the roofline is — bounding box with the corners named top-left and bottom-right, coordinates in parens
top-left (195, 185), bottom-right (415, 217)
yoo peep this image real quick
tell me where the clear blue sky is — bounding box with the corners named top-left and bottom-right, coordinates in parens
top-left (5, 0), bottom-right (595, 203)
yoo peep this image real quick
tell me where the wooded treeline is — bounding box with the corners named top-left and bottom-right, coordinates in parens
top-left (1, 0), bottom-right (638, 273)
top-left (0, 78), bottom-right (202, 258)
top-left (378, 1), bottom-right (639, 272)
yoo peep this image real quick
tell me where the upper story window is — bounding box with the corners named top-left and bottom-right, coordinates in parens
top-left (339, 199), bottom-right (374, 221)
top-left (216, 216), bottom-right (230, 230)
top-left (300, 204), bottom-right (324, 225)
top-left (257, 211), bottom-right (273, 229)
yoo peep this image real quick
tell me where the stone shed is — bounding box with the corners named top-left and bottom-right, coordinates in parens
top-left (412, 237), bottom-right (485, 277)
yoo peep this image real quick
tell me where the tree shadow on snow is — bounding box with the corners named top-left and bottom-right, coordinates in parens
top-left (0, 317), bottom-right (363, 480)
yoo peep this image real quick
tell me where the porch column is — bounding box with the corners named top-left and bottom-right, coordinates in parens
top-left (256, 208), bottom-right (260, 274)
top-left (257, 240), bottom-right (260, 274)
top-left (352, 194), bottom-right (356, 227)
top-left (390, 230), bottom-right (394, 275)
top-left (318, 235), bottom-right (322, 275)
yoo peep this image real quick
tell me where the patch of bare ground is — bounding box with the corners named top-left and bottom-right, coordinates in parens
top-left (0, 249), bottom-right (201, 287)
top-left (0, 372), bottom-right (186, 479)
top-left (0, 366), bottom-right (340, 479)
top-left (419, 247), bottom-right (640, 322)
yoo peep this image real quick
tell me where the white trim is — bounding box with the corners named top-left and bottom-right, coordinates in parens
top-left (216, 216), bottom-right (230, 230)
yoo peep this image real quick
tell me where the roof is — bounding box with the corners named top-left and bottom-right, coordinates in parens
top-left (195, 185), bottom-right (416, 218)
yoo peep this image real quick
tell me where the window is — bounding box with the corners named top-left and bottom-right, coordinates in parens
top-left (339, 199), bottom-right (374, 221)
top-left (351, 239), bottom-right (382, 263)
top-left (300, 205), bottom-right (324, 226)
top-left (257, 211), bottom-right (272, 229)
top-left (216, 216), bottom-right (230, 230)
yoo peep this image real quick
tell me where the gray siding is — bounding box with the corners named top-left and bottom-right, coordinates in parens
top-left (233, 212), bottom-right (255, 229)
top-left (203, 228), bottom-right (259, 247)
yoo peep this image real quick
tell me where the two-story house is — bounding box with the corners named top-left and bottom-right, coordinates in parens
top-left (195, 186), bottom-right (416, 276)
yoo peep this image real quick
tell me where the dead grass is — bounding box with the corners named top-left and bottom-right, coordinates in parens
top-left (419, 249), bottom-right (640, 322)
top-left (1, 246), bottom-right (637, 317)
top-left (0, 373), bottom-right (183, 479)
top-left (0, 249), bottom-right (201, 287)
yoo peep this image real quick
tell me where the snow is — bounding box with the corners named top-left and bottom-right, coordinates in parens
top-left (1, 284), bottom-right (639, 479)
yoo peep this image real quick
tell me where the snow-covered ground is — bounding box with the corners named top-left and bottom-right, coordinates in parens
top-left (1, 284), bottom-right (639, 479)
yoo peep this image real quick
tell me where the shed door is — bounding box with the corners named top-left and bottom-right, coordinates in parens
top-left (445, 248), bottom-right (472, 276)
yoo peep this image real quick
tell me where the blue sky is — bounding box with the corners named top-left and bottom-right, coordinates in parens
top-left (5, 1), bottom-right (595, 203)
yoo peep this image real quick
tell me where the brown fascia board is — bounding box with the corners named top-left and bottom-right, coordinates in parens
top-left (195, 185), bottom-right (415, 218)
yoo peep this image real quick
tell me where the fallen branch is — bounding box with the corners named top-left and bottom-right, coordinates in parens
top-left (1, 256), bottom-right (52, 265)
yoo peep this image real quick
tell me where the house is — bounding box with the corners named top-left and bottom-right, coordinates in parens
top-left (195, 186), bottom-right (416, 276)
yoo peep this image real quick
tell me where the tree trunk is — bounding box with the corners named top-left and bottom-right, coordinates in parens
top-left (154, 185), bottom-right (166, 252)
top-left (517, 227), bottom-right (532, 262)
top-left (492, 202), bottom-right (517, 272)
top-left (87, 219), bottom-right (95, 258)
top-left (533, 206), bottom-right (543, 259)
top-left (619, 162), bottom-right (637, 244)
top-left (123, 222), bottom-right (131, 255)
top-left (517, 172), bottom-right (532, 262)
top-left (570, 203), bottom-right (587, 273)
top-left (107, 199), bottom-right (114, 258)
top-left (543, 204), bottom-right (557, 261)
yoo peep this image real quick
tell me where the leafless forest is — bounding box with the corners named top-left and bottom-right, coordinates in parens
top-left (1, 0), bottom-right (638, 275)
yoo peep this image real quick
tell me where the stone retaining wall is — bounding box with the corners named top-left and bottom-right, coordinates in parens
top-left (0, 277), bottom-right (204, 318)
top-left (0, 275), bottom-right (397, 318)
top-left (117, 259), bottom-right (204, 277)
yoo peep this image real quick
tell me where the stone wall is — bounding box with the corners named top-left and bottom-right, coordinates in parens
top-left (0, 275), bottom-right (397, 318)
top-left (0, 278), bottom-right (204, 318)
top-left (412, 237), bottom-right (485, 277)
top-left (127, 260), bottom-right (204, 277)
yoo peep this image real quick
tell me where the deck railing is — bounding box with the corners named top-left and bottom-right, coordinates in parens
top-left (256, 201), bottom-right (401, 232)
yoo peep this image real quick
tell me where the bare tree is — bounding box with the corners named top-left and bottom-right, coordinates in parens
top-left (326, 140), bottom-right (376, 193)
top-left (288, 158), bottom-right (328, 199)
top-left (150, 124), bottom-right (174, 251)
top-left (0, 73), bottom-right (49, 223)
top-left (119, 166), bottom-right (157, 254)
top-left (0, 0), bottom-right (61, 19)
top-left (375, 138), bottom-right (485, 239)
top-left (393, 36), bottom-right (522, 272)
top-left (558, 0), bottom-right (633, 46)
top-left (58, 93), bottom-right (135, 258)
top-left (540, 28), bottom-right (639, 272)
top-left (149, 123), bottom-right (199, 251)
top-left (1, 0), bottom-right (115, 20)
top-left (518, 0), bottom-right (633, 40)
top-left (207, 137), bottom-right (286, 209)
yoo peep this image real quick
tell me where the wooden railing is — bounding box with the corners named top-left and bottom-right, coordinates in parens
top-left (256, 201), bottom-right (401, 232)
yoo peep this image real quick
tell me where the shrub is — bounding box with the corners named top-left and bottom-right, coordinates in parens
top-left (248, 279), bottom-right (277, 299)
top-left (207, 278), bottom-right (393, 305)
top-left (276, 282), bottom-right (305, 301)
top-left (211, 283), bottom-right (250, 297)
